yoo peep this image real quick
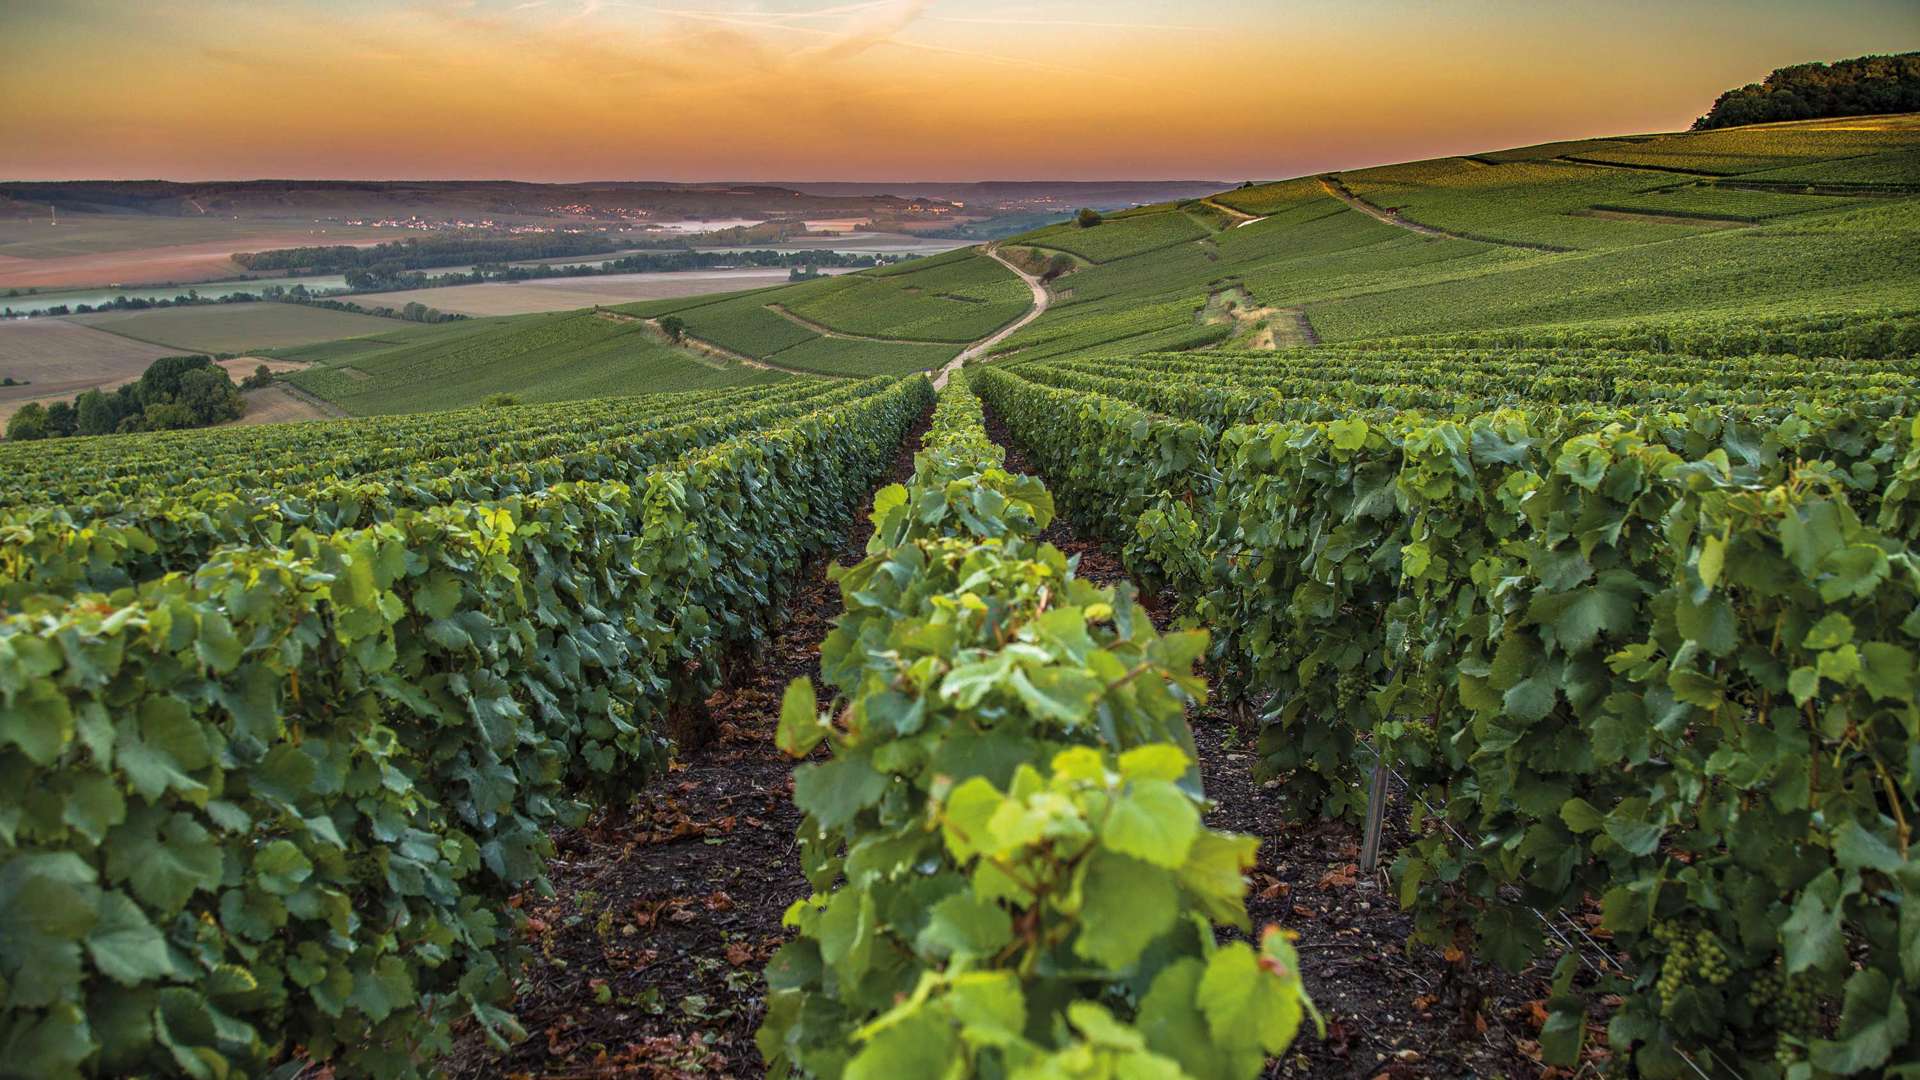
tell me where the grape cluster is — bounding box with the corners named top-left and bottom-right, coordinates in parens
top-left (1650, 921), bottom-right (1730, 1015)
top-left (1335, 668), bottom-right (1369, 714)
top-left (1748, 961), bottom-right (1823, 1064)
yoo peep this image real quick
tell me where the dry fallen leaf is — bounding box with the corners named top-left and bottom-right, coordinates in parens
top-left (1317, 863), bottom-right (1359, 888)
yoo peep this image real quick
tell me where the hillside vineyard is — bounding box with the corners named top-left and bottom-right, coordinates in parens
top-left (1, 115), bottom-right (1918, 1079)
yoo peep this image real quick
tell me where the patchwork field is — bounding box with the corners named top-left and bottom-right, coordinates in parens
top-left (343, 267), bottom-right (856, 317)
top-left (0, 215), bottom-right (392, 288)
top-left (67, 302), bottom-right (405, 353)
top-left (0, 318), bottom-right (182, 424)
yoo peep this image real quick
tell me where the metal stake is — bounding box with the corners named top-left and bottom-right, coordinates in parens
top-left (1359, 750), bottom-right (1390, 872)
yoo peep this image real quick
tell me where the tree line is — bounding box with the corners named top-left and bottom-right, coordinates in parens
top-left (232, 232), bottom-right (621, 273)
top-left (1, 286), bottom-right (461, 323)
top-left (339, 246), bottom-right (902, 293)
top-left (5, 355), bottom-right (249, 441)
top-left (1694, 52), bottom-right (1920, 129)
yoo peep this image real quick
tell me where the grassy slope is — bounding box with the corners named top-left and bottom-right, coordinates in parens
top-left (280, 310), bottom-right (781, 415)
top-left (607, 249), bottom-right (1027, 373)
top-left (988, 115), bottom-right (1920, 361)
top-left (68, 302), bottom-right (406, 353)
top-left (227, 117), bottom-right (1917, 417)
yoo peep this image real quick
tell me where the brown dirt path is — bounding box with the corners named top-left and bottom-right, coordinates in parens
top-left (933, 245), bottom-right (1049, 389)
top-left (442, 406), bottom-right (930, 1079)
top-left (1201, 196), bottom-right (1268, 228)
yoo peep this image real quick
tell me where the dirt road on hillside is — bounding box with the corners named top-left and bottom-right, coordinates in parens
top-left (934, 246), bottom-right (1049, 388)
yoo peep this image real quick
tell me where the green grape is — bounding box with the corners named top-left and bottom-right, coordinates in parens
top-left (1334, 667), bottom-right (1369, 713)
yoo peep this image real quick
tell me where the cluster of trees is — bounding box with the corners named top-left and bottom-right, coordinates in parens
top-left (295, 294), bottom-right (463, 323)
top-left (1694, 52), bottom-right (1920, 129)
top-left (5, 355), bottom-right (244, 441)
top-left (1075, 207), bottom-right (1103, 228)
top-left (233, 232), bottom-right (621, 273)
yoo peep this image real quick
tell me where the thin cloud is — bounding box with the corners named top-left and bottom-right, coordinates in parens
top-left (928, 14), bottom-right (1209, 32)
top-left (644, 0), bottom-right (1121, 81)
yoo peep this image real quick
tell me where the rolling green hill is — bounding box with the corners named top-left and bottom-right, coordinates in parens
top-left (613, 248), bottom-right (1031, 375)
top-left (989, 114), bottom-right (1920, 363)
top-left (276, 309), bottom-right (781, 415)
top-left (254, 115), bottom-right (1917, 415)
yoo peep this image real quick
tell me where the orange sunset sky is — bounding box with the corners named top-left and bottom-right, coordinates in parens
top-left (3, 0), bottom-right (1916, 182)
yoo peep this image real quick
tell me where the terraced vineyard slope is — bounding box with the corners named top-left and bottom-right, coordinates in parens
top-left (988, 115), bottom-right (1920, 363)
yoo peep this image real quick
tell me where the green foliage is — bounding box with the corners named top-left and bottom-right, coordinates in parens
top-left (759, 375), bottom-right (1315, 1078)
top-left (1693, 53), bottom-right (1920, 131)
top-left (0, 382), bottom-right (882, 605)
top-left (5, 403), bottom-right (49, 442)
top-left (0, 377), bottom-right (933, 1078)
top-left (976, 351), bottom-right (1920, 1077)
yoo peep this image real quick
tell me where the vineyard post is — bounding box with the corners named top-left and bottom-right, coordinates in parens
top-left (1359, 748), bottom-right (1390, 873)
top-left (1359, 654), bottom-right (1402, 873)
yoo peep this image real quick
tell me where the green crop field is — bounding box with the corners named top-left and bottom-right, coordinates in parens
top-left (976, 116), bottom-right (1920, 364)
top-left (1560, 114), bottom-right (1920, 174)
top-left (1015, 210), bottom-right (1212, 262)
top-left (760, 333), bottom-right (959, 376)
top-left (65, 301), bottom-right (407, 353)
top-left (7, 104), bottom-right (1920, 1080)
top-left (282, 309), bottom-right (781, 414)
top-left (777, 253), bottom-right (1028, 342)
top-left (604, 250), bottom-right (1027, 374)
top-left (1593, 183), bottom-right (1865, 220)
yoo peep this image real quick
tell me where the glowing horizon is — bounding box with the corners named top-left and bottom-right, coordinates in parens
top-left (2, 0), bottom-right (1915, 183)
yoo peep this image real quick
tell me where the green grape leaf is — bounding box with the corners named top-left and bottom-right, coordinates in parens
top-left (1102, 778), bottom-right (1200, 869)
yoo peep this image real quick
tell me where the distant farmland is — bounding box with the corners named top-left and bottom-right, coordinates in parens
top-left (67, 302), bottom-right (406, 353)
top-left (0, 215), bottom-right (393, 288)
top-left (0, 318), bottom-right (179, 424)
top-left (0, 330), bottom-right (312, 427)
top-left (344, 267), bottom-right (857, 316)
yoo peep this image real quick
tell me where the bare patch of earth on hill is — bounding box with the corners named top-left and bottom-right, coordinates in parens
top-left (1199, 282), bottom-right (1318, 348)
